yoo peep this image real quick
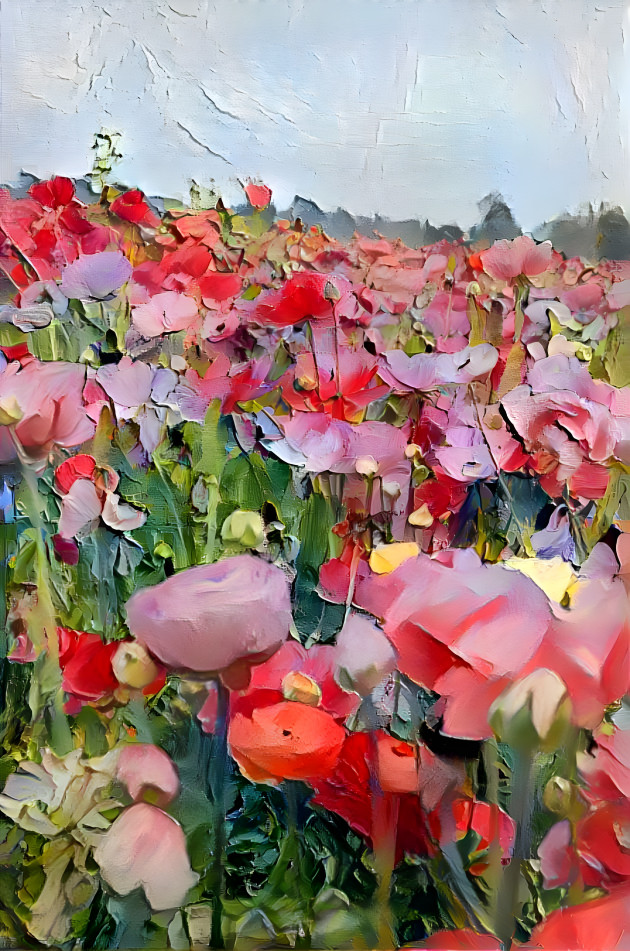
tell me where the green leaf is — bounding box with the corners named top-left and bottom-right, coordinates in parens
top-left (604, 305), bottom-right (630, 386)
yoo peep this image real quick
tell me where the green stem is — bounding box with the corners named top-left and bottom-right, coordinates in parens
top-left (16, 459), bottom-right (58, 665)
top-left (208, 679), bottom-right (229, 949)
top-left (285, 783), bottom-right (311, 948)
top-left (204, 476), bottom-right (219, 564)
top-left (495, 750), bottom-right (534, 950)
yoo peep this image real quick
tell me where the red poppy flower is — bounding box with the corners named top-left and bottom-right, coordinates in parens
top-left (58, 628), bottom-right (120, 706)
top-left (311, 731), bottom-right (435, 862)
top-left (253, 272), bottom-right (351, 327)
top-left (199, 271), bottom-right (243, 303)
top-left (110, 189), bottom-right (160, 228)
top-left (57, 628), bottom-right (166, 712)
top-left (29, 177), bottom-right (75, 209)
top-left (54, 454), bottom-right (97, 494)
top-left (451, 797), bottom-right (516, 875)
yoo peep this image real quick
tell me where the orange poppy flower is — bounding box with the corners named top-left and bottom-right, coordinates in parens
top-left (228, 700), bottom-right (345, 785)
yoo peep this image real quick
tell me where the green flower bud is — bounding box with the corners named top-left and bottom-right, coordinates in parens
top-left (489, 668), bottom-right (572, 752)
top-left (221, 510), bottom-right (265, 548)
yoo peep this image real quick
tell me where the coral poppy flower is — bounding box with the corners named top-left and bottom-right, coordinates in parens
top-left (228, 700), bottom-right (345, 784)
top-left (522, 884), bottom-right (630, 950)
top-left (245, 182), bottom-right (272, 210)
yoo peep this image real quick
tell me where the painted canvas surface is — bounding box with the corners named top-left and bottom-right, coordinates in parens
top-left (1, 2), bottom-right (630, 949)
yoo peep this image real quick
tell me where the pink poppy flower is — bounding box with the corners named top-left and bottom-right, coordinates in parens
top-left (382, 344), bottom-right (498, 392)
top-left (125, 555), bottom-right (292, 674)
top-left (353, 549), bottom-right (551, 740)
top-left (93, 802), bottom-right (198, 910)
top-left (55, 459), bottom-right (146, 539)
top-left (131, 290), bottom-right (199, 337)
top-left (96, 356), bottom-right (153, 409)
top-left (479, 235), bottom-right (553, 282)
top-left (0, 359), bottom-right (94, 463)
top-left (59, 251), bottom-right (132, 300)
top-left (116, 744), bottom-right (180, 807)
top-left (502, 385), bottom-right (615, 498)
top-left (526, 551), bottom-right (630, 729)
top-left (578, 726), bottom-right (630, 803)
top-left (333, 612), bottom-right (396, 696)
top-left (538, 819), bottom-right (576, 889)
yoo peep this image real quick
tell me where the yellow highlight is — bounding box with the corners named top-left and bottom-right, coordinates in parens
top-left (369, 542), bottom-right (419, 575)
top-left (408, 504), bottom-right (433, 528)
top-left (503, 556), bottom-right (576, 603)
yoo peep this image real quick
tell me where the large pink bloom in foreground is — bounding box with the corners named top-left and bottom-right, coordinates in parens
top-left (125, 554), bottom-right (292, 673)
top-left (354, 549), bottom-right (552, 740)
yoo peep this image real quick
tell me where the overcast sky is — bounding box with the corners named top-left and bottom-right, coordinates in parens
top-left (2, 0), bottom-right (629, 230)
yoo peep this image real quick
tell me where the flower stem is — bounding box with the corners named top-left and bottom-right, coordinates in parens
top-left (285, 782), bottom-right (311, 948)
top-left (495, 750), bottom-right (534, 950)
top-left (208, 678), bottom-right (229, 949)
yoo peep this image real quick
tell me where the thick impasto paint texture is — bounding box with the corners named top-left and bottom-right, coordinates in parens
top-left (0, 175), bottom-right (629, 951)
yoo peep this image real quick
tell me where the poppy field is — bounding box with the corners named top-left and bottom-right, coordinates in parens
top-left (0, 174), bottom-right (629, 949)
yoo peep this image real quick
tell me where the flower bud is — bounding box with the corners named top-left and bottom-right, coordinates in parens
top-left (542, 775), bottom-right (585, 823)
top-left (221, 510), bottom-right (265, 548)
top-left (112, 641), bottom-right (161, 689)
top-left (0, 395), bottom-right (23, 426)
top-left (489, 668), bottom-right (572, 751)
top-left (282, 671), bottom-right (322, 706)
top-left (543, 776), bottom-right (573, 816)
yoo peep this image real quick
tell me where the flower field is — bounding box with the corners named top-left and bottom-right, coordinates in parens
top-left (0, 175), bottom-right (629, 949)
